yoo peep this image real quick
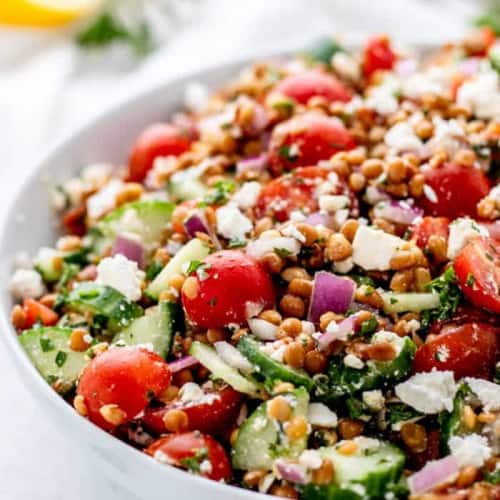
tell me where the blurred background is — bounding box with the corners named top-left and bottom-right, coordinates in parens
top-left (0, 0), bottom-right (497, 499)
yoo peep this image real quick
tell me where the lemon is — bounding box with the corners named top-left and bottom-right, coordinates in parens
top-left (0, 0), bottom-right (103, 27)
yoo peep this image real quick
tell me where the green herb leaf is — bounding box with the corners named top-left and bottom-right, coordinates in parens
top-left (55, 351), bottom-right (68, 367)
top-left (40, 337), bottom-right (55, 352)
top-left (274, 247), bottom-right (292, 258)
top-left (474, 1), bottom-right (500, 35)
top-left (179, 447), bottom-right (209, 474)
top-left (203, 179), bottom-right (236, 205)
top-left (304, 37), bottom-right (344, 65)
top-left (228, 237), bottom-right (246, 248)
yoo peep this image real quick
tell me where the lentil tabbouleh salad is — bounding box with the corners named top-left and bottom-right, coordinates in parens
top-left (9, 31), bottom-right (500, 499)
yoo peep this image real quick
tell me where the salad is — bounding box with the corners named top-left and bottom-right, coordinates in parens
top-left (8, 31), bottom-right (500, 499)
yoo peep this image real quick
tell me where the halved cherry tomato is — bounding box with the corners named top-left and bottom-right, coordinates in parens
top-left (22, 298), bottom-right (58, 329)
top-left (181, 250), bottom-right (274, 328)
top-left (410, 216), bottom-right (450, 249)
top-left (62, 205), bottom-right (86, 237)
top-left (77, 347), bottom-right (171, 431)
top-left (128, 123), bottom-right (192, 182)
top-left (419, 163), bottom-right (490, 219)
top-left (268, 113), bottom-right (355, 175)
top-left (414, 322), bottom-right (499, 379)
top-left (143, 385), bottom-right (243, 436)
top-left (274, 71), bottom-right (351, 105)
top-left (429, 303), bottom-right (500, 335)
top-left (466, 27), bottom-right (497, 57)
top-left (145, 432), bottom-right (231, 481)
top-left (454, 237), bottom-right (500, 314)
top-left (362, 35), bottom-right (396, 78)
top-left (255, 166), bottom-right (329, 222)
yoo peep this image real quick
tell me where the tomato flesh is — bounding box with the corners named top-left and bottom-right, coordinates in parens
top-left (128, 123), bottom-right (192, 182)
top-left (23, 298), bottom-right (58, 329)
top-left (274, 71), bottom-right (351, 105)
top-left (145, 432), bottom-right (232, 481)
top-left (268, 113), bottom-right (355, 175)
top-left (62, 205), bottom-right (86, 237)
top-left (410, 216), bottom-right (450, 249)
top-left (77, 347), bottom-right (171, 430)
top-left (454, 237), bottom-right (500, 314)
top-left (363, 36), bottom-right (396, 78)
top-left (143, 385), bottom-right (243, 436)
top-left (419, 163), bottom-right (490, 219)
top-left (181, 250), bottom-right (274, 328)
top-left (414, 322), bottom-right (499, 379)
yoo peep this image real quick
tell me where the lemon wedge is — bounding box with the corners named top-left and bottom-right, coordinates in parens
top-left (0, 0), bottom-right (102, 27)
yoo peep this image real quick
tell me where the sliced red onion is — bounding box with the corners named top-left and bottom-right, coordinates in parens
top-left (184, 211), bottom-right (210, 237)
top-left (305, 212), bottom-right (335, 229)
top-left (274, 460), bottom-right (307, 484)
top-left (236, 153), bottom-right (268, 175)
top-left (111, 234), bottom-right (144, 268)
top-left (246, 237), bottom-right (300, 260)
top-left (408, 455), bottom-right (459, 496)
top-left (308, 271), bottom-right (355, 324)
top-left (214, 341), bottom-right (253, 373)
top-left (247, 318), bottom-right (278, 341)
top-left (318, 313), bottom-right (359, 351)
top-left (168, 356), bottom-right (199, 373)
top-left (373, 200), bottom-right (424, 225)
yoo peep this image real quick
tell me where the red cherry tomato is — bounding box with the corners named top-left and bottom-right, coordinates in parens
top-left (429, 303), bottom-right (500, 335)
top-left (414, 322), bottom-right (499, 379)
top-left (255, 166), bottom-right (330, 222)
top-left (77, 347), bottom-right (171, 431)
top-left (268, 113), bottom-right (355, 175)
top-left (181, 250), bottom-right (274, 328)
top-left (410, 216), bottom-right (450, 249)
top-left (454, 237), bottom-right (500, 314)
top-left (62, 205), bottom-right (86, 237)
top-left (128, 124), bottom-right (192, 182)
top-left (274, 71), bottom-right (351, 105)
top-left (145, 432), bottom-right (231, 481)
top-left (362, 36), bottom-right (396, 78)
top-left (143, 385), bottom-right (243, 436)
top-left (419, 163), bottom-right (490, 219)
top-left (22, 298), bottom-right (58, 329)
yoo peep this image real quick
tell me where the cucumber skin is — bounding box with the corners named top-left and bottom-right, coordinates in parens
top-left (237, 336), bottom-right (315, 391)
top-left (67, 282), bottom-right (143, 333)
top-left (19, 327), bottom-right (89, 394)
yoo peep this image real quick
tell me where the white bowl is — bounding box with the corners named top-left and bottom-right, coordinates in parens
top-left (0, 57), bottom-right (272, 500)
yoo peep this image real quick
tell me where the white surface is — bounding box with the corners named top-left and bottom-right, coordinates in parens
top-left (0, 1), bottom-right (478, 498)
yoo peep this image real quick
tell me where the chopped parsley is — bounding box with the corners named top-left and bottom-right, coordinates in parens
top-left (185, 260), bottom-right (205, 276)
top-left (271, 99), bottom-right (295, 113)
top-left (179, 447), bottom-right (209, 474)
top-left (274, 247), bottom-right (292, 258)
top-left (203, 179), bottom-right (236, 205)
top-left (278, 144), bottom-right (298, 161)
top-left (474, 1), bottom-right (500, 35)
top-left (359, 316), bottom-right (379, 337)
top-left (145, 260), bottom-right (164, 281)
top-left (55, 351), bottom-right (67, 367)
top-left (228, 237), bottom-right (246, 248)
top-left (466, 272), bottom-right (475, 287)
top-left (304, 37), bottom-right (344, 65)
top-left (40, 337), bottom-right (55, 352)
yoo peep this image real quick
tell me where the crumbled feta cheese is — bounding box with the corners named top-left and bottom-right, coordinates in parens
top-left (308, 402), bottom-right (338, 428)
top-left (333, 208), bottom-right (349, 228)
top-left (425, 117), bottom-right (465, 156)
top-left (232, 181), bottom-right (262, 209)
top-left (63, 178), bottom-right (87, 206)
top-left (86, 179), bottom-right (123, 220)
top-left (184, 81), bottom-right (210, 112)
top-left (289, 210), bottom-right (307, 222)
top-left (81, 163), bottom-right (112, 190)
top-left (447, 217), bottom-right (489, 260)
top-left (9, 269), bottom-right (45, 299)
top-left (395, 370), bottom-right (457, 413)
top-left (352, 225), bottom-right (406, 271)
top-left (371, 331), bottom-right (405, 355)
top-left (423, 184), bottom-right (438, 204)
top-left (385, 121), bottom-right (424, 154)
top-left (95, 254), bottom-right (144, 301)
top-left (344, 354), bottom-right (364, 370)
top-left (216, 203), bottom-right (253, 240)
top-left (248, 318), bottom-right (278, 341)
top-left (199, 459), bottom-right (213, 474)
top-left (464, 378), bottom-right (500, 412)
top-left (366, 77), bottom-right (400, 115)
top-left (402, 67), bottom-right (447, 98)
top-left (319, 194), bottom-right (350, 213)
top-left (406, 319), bottom-right (421, 334)
top-left (281, 224), bottom-right (306, 243)
top-left (332, 52), bottom-right (361, 81)
top-left (179, 382), bottom-right (204, 403)
top-left (333, 256), bottom-right (354, 274)
top-left (50, 186), bottom-right (67, 211)
top-left (354, 436), bottom-right (381, 452)
top-left (301, 321), bottom-right (315, 336)
top-left (457, 70), bottom-right (500, 119)
top-left (253, 415), bottom-right (268, 432)
top-left (299, 450), bottom-right (323, 470)
top-left (362, 390), bottom-right (385, 411)
top-left (449, 434), bottom-right (492, 468)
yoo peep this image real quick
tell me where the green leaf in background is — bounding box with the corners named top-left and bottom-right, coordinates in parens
top-left (304, 36), bottom-right (344, 66)
top-left (76, 11), bottom-right (153, 57)
top-left (474, 1), bottom-right (500, 36)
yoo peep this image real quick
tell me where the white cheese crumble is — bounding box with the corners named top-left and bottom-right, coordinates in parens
top-left (95, 254), bottom-right (145, 301)
top-left (299, 450), bottom-right (323, 470)
top-left (214, 341), bottom-right (253, 373)
top-left (319, 194), bottom-right (350, 213)
top-left (81, 163), bottom-right (113, 190)
top-left (362, 390), bottom-right (385, 411)
top-left (488, 184), bottom-right (500, 203)
top-left (365, 77), bottom-right (400, 115)
top-left (449, 434), bottom-right (492, 468)
top-left (9, 269), bottom-right (45, 299)
top-left (179, 382), bottom-right (204, 403)
top-left (423, 184), bottom-right (438, 204)
top-left (457, 70), bottom-right (500, 119)
top-left (371, 330), bottom-right (405, 355)
top-left (344, 353), bottom-right (364, 370)
top-left (333, 256), bottom-right (354, 274)
top-left (332, 52), bottom-right (361, 81)
top-left (395, 370), bottom-right (457, 414)
top-left (248, 318), bottom-right (278, 341)
top-left (232, 181), bottom-right (262, 209)
top-left (183, 81), bottom-right (210, 113)
top-left (199, 460), bottom-right (213, 475)
top-left (307, 402), bottom-right (338, 428)
top-left (385, 121), bottom-right (424, 155)
top-left (464, 378), bottom-right (500, 412)
top-left (352, 225), bottom-right (406, 271)
top-left (281, 224), bottom-right (306, 243)
top-left (215, 203), bottom-right (253, 240)
top-left (447, 217), bottom-right (489, 260)
top-left (86, 179), bottom-right (123, 220)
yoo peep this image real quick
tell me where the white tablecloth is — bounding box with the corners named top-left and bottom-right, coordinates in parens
top-left (0, 1), bottom-right (479, 498)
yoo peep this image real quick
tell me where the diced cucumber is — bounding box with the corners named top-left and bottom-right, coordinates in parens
top-left (232, 388), bottom-right (309, 471)
top-left (34, 248), bottom-right (64, 282)
top-left (169, 164), bottom-right (209, 201)
top-left (67, 282), bottom-right (143, 333)
top-left (381, 292), bottom-right (439, 314)
top-left (19, 327), bottom-right (90, 394)
top-left (147, 238), bottom-right (210, 299)
top-left (237, 336), bottom-right (315, 391)
top-left (112, 301), bottom-right (181, 358)
top-left (96, 200), bottom-right (174, 248)
top-left (189, 341), bottom-right (261, 397)
top-left (301, 438), bottom-right (405, 500)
